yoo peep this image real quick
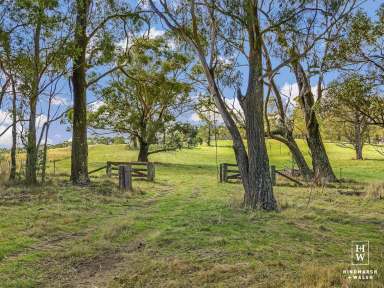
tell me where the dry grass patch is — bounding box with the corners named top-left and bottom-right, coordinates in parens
top-left (365, 182), bottom-right (384, 200)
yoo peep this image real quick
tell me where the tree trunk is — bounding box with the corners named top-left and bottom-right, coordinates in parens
top-left (242, 4), bottom-right (276, 210)
top-left (293, 62), bottom-right (337, 183)
top-left (263, 44), bottom-right (313, 181)
top-left (132, 136), bottom-right (138, 149)
top-left (41, 122), bottom-right (50, 183)
top-left (3, 34), bottom-right (18, 181)
top-left (286, 133), bottom-right (312, 179)
top-left (244, 93), bottom-right (276, 210)
top-left (41, 95), bottom-right (54, 183)
top-left (71, 0), bottom-right (90, 185)
top-left (208, 80), bottom-right (252, 207)
top-left (26, 101), bottom-right (37, 184)
top-left (270, 132), bottom-right (313, 181)
top-left (207, 122), bottom-right (211, 146)
top-left (305, 127), bottom-right (336, 182)
top-left (355, 138), bottom-right (363, 160)
top-left (25, 16), bottom-right (42, 185)
top-left (354, 112), bottom-right (363, 160)
top-left (9, 75), bottom-right (17, 181)
top-left (138, 140), bottom-right (149, 162)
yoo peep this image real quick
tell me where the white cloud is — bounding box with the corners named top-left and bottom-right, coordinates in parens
top-left (190, 113), bottom-right (201, 122)
top-left (225, 97), bottom-right (242, 112)
top-left (0, 111), bottom-right (12, 126)
top-left (116, 38), bottom-right (129, 51)
top-left (139, 0), bottom-right (152, 10)
top-left (36, 114), bottom-right (48, 129)
top-left (0, 111), bottom-right (18, 147)
top-left (9, 114), bottom-right (47, 129)
top-left (116, 27), bottom-right (167, 52)
top-left (51, 96), bottom-right (68, 106)
top-left (140, 0), bottom-right (183, 11)
top-left (0, 111), bottom-right (49, 147)
top-left (280, 82), bottom-right (319, 103)
top-left (88, 100), bottom-right (105, 112)
top-left (0, 124), bottom-right (13, 147)
top-left (218, 55), bottom-right (235, 67)
top-left (145, 27), bottom-right (165, 39)
top-left (280, 82), bottom-right (300, 101)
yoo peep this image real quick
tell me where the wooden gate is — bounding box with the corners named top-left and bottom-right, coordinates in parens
top-left (106, 161), bottom-right (155, 181)
top-left (219, 163), bottom-right (303, 186)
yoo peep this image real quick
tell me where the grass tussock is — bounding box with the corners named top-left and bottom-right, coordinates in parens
top-left (365, 182), bottom-right (384, 200)
top-left (102, 220), bottom-right (134, 241)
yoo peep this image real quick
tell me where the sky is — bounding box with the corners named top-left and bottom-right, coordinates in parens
top-left (0, 0), bottom-right (382, 148)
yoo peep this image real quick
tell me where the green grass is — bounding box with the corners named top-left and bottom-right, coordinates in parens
top-left (0, 140), bottom-right (383, 287)
top-left (47, 139), bottom-right (384, 182)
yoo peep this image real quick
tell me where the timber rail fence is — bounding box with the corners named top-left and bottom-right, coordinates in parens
top-left (219, 163), bottom-right (303, 186)
top-left (106, 161), bottom-right (155, 181)
top-left (88, 161), bottom-right (155, 181)
top-left (88, 161), bottom-right (155, 191)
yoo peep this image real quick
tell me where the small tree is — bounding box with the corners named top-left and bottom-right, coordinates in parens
top-left (322, 75), bottom-right (373, 160)
top-left (1, 0), bottom-right (70, 184)
top-left (168, 123), bottom-right (200, 149)
top-left (70, 0), bottom-right (142, 184)
top-left (89, 38), bottom-right (192, 162)
top-left (329, 8), bottom-right (384, 127)
top-left (194, 95), bottom-right (217, 146)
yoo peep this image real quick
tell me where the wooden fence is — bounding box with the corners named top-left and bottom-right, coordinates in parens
top-left (49, 156), bottom-right (71, 176)
top-left (219, 163), bottom-right (240, 182)
top-left (102, 161), bottom-right (155, 181)
top-left (87, 161), bottom-right (155, 191)
top-left (219, 163), bottom-right (303, 186)
top-left (119, 165), bottom-right (133, 191)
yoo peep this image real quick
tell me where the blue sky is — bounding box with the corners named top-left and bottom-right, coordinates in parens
top-left (0, 0), bottom-right (381, 148)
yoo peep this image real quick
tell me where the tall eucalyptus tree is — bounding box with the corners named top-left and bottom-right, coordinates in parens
top-left (149, 0), bottom-right (293, 210)
top-left (70, 0), bottom-right (143, 184)
top-left (265, 0), bottom-right (362, 182)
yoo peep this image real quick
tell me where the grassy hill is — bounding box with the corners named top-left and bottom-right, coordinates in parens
top-left (49, 139), bottom-right (384, 182)
top-left (0, 140), bottom-right (383, 287)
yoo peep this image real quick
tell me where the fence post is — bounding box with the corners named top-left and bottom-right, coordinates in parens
top-left (53, 160), bottom-right (56, 176)
top-left (106, 162), bottom-right (112, 177)
top-left (223, 163), bottom-right (228, 183)
top-left (119, 165), bottom-right (132, 192)
top-left (270, 165), bottom-right (276, 186)
top-left (219, 164), bottom-right (223, 182)
top-left (147, 162), bottom-right (155, 181)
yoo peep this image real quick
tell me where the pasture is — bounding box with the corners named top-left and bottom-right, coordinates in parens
top-left (0, 140), bottom-right (383, 287)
